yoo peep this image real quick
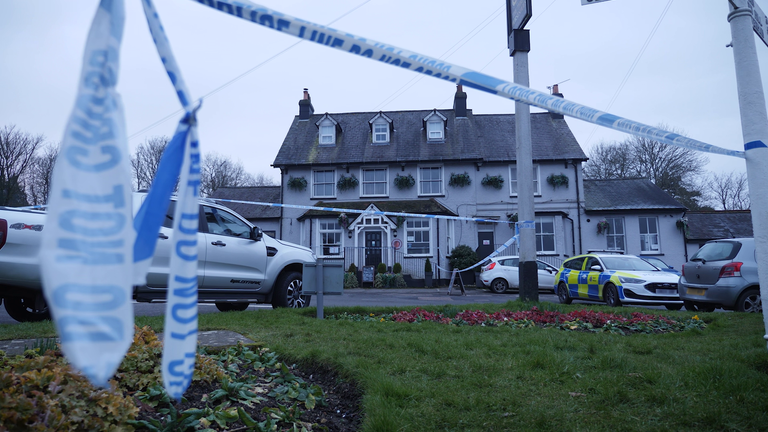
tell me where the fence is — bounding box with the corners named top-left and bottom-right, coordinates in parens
top-left (318, 246), bottom-right (436, 279)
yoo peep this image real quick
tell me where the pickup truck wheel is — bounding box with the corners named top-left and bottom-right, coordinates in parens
top-left (4, 297), bottom-right (51, 322)
top-left (215, 302), bottom-right (250, 312)
top-left (272, 271), bottom-right (309, 308)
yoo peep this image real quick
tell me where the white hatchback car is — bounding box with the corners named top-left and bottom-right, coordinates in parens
top-left (479, 256), bottom-right (560, 294)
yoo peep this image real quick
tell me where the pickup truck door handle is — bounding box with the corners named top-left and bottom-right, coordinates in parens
top-left (158, 233), bottom-right (169, 240)
top-left (211, 240), bottom-right (226, 247)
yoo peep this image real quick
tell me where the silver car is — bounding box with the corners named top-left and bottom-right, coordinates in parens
top-left (678, 238), bottom-right (762, 313)
top-left (479, 256), bottom-right (559, 294)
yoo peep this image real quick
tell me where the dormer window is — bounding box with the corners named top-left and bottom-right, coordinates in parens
top-left (316, 114), bottom-right (339, 146)
top-left (423, 110), bottom-right (446, 142)
top-left (369, 112), bottom-right (393, 144)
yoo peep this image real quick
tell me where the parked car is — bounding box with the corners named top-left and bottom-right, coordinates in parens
top-left (678, 238), bottom-right (761, 313)
top-left (635, 255), bottom-right (681, 276)
top-left (555, 252), bottom-right (683, 310)
top-left (479, 256), bottom-right (559, 294)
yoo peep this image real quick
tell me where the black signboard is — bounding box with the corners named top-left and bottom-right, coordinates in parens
top-left (362, 265), bottom-right (375, 283)
top-left (507, 0), bottom-right (532, 33)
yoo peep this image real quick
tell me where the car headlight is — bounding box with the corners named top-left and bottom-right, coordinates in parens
top-left (618, 276), bottom-right (645, 284)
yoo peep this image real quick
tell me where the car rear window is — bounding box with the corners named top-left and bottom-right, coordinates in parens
top-left (563, 257), bottom-right (585, 270)
top-left (691, 241), bottom-right (741, 262)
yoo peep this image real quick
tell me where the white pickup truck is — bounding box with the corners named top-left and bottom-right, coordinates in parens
top-left (0, 192), bottom-right (316, 322)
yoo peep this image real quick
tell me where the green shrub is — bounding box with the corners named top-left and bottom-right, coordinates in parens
top-left (374, 273), bottom-right (407, 288)
top-left (392, 263), bottom-right (402, 274)
top-left (424, 258), bottom-right (433, 274)
top-left (448, 245), bottom-right (479, 271)
top-left (344, 272), bottom-right (359, 289)
top-left (348, 263), bottom-right (357, 274)
top-left (377, 263), bottom-right (387, 274)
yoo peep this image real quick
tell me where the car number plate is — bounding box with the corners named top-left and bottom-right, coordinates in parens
top-left (656, 289), bottom-right (677, 295)
top-left (686, 288), bottom-right (705, 296)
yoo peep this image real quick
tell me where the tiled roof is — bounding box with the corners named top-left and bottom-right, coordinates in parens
top-left (296, 199), bottom-right (457, 221)
top-left (584, 178), bottom-right (686, 211)
top-left (209, 186), bottom-right (281, 219)
top-left (685, 211), bottom-right (753, 241)
top-left (272, 109), bottom-right (587, 167)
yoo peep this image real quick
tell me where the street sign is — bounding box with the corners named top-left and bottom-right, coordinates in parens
top-left (581, 0), bottom-right (612, 5)
top-left (507, 0), bottom-right (532, 33)
top-left (748, 0), bottom-right (768, 48)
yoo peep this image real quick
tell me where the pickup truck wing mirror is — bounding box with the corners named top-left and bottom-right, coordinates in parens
top-left (251, 226), bottom-right (263, 241)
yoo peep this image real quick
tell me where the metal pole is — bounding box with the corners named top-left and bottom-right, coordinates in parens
top-left (728, 0), bottom-right (768, 349)
top-left (316, 258), bottom-right (324, 319)
top-left (512, 30), bottom-right (539, 302)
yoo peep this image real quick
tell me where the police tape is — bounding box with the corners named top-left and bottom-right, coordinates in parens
top-left (191, 0), bottom-right (744, 159)
top-left (209, 197), bottom-right (520, 225)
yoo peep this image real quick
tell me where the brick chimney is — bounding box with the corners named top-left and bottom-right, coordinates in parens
top-left (298, 88), bottom-right (314, 120)
top-left (549, 84), bottom-right (564, 120)
top-left (453, 84), bottom-right (467, 118)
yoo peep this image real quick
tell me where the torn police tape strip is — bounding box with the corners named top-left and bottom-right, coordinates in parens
top-left (141, 0), bottom-right (201, 401)
top-left (191, 0), bottom-right (744, 159)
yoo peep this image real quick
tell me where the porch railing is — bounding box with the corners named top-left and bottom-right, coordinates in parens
top-left (317, 246), bottom-right (436, 279)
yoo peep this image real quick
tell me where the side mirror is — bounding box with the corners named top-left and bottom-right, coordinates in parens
top-left (590, 265), bottom-right (602, 271)
top-left (251, 226), bottom-right (263, 241)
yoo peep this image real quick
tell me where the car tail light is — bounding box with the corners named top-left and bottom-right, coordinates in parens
top-left (0, 218), bottom-right (6, 250)
top-left (719, 262), bottom-right (743, 278)
top-left (484, 262), bottom-right (496, 271)
top-left (681, 264), bottom-right (685, 277)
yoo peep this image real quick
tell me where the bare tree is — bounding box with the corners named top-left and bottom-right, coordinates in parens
top-left (132, 136), bottom-right (170, 191)
top-left (0, 125), bottom-right (45, 206)
top-left (706, 171), bottom-right (750, 210)
top-left (24, 143), bottom-right (59, 206)
top-left (199, 153), bottom-right (260, 197)
top-left (583, 127), bottom-right (709, 210)
top-left (252, 172), bottom-right (278, 186)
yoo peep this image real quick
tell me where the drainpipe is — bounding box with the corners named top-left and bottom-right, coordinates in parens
top-left (436, 220), bottom-right (441, 282)
top-left (682, 211), bottom-right (688, 263)
top-left (572, 161), bottom-right (583, 254)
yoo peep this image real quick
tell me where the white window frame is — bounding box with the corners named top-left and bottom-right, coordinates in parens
top-left (312, 169), bottom-right (336, 198)
top-left (427, 120), bottom-right (443, 140)
top-left (509, 164), bottom-right (541, 196)
top-left (319, 119), bottom-right (335, 145)
top-left (418, 166), bottom-right (443, 196)
top-left (372, 121), bottom-right (389, 143)
top-left (639, 216), bottom-right (660, 253)
top-left (605, 217), bottom-right (625, 252)
top-left (318, 220), bottom-right (343, 257)
top-left (405, 219), bottom-right (431, 256)
top-left (361, 167), bottom-right (388, 197)
top-left (535, 216), bottom-right (556, 254)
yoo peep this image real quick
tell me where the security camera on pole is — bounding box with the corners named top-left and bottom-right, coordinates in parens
top-left (507, 0), bottom-right (538, 302)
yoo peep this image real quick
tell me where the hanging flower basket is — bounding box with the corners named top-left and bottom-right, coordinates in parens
top-left (337, 174), bottom-right (359, 192)
top-left (597, 219), bottom-right (610, 235)
top-left (396, 215), bottom-right (406, 228)
top-left (507, 213), bottom-right (518, 229)
top-left (481, 174), bottom-right (505, 190)
top-left (393, 174), bottom-right (415, 190)
top-left (448, 172), bottom-right (471, 188)
top-left (546, 173), bottom-right (569, 189)
top-left (287, 176), bottom-right (307, 192)
top-left (676, 217), bottom-right (690, 237)
top-left (338, 213), bottom-right (349, 230)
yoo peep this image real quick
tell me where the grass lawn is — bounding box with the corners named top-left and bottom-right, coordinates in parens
top-left (2, 300), bottom-right (768, 431)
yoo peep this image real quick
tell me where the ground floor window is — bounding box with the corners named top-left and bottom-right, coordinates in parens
top-left (319, 221), bottom-right (342, 256)
top-left (405, 219), bottom-right (430, 255)
top-left (535, 216), bottom-right (555, 253)
top-left (606, 217), bottom-right (625, 251)
top-left (639, 216), bottom-right (659, 253)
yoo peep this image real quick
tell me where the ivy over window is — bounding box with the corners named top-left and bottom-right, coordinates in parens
top-left (287, 176), bottom-right (307, 192)
top-left (393, 174), bottom-right (415, 190)
top-left (336, 174), bottom-right (359, 192)
top-left (546, 173), bottom-right (569, 189)
top-left (481, 174), bottom-right (505, 189)
top-left (448, 172), bottom-right (471, 188)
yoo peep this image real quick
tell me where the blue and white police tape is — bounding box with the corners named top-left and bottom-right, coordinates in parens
top-left (191, 0), bottom-right (744, 159)
top-left (208, 197), bottom-right (518, 225)
top-left (39, 0), bottom-right (135, 388)
top-left (142, 0), bottom-right (202, 401)
top-left (435, 235), bottom-right (519, 274)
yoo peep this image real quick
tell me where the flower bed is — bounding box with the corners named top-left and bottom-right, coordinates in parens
top-left (328, 307), bottom-right (706, 335)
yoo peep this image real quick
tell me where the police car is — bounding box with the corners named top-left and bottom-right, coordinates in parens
top-left (554, 252), bottom-right (683, 310)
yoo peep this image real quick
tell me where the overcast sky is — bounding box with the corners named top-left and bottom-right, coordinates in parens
top-left (2, 0), bottom-right (765, 182)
